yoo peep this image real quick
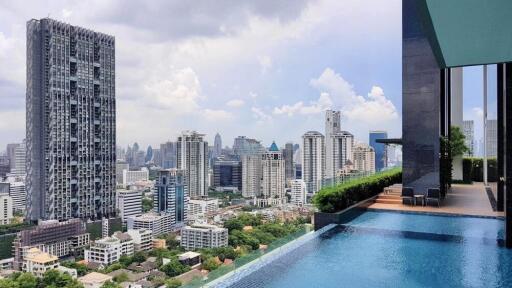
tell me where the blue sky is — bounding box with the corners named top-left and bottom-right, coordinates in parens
top-left (0, 0), bottom-right (488, 152)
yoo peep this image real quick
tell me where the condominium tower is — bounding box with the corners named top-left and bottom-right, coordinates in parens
top-left (177, 131), bottom-right (208, 198)
top-left (154, 169), bottom-right (188, 227)
top-left (353, 144), bottom-right (376, 173)
top-left (257, 142), bottom-right (285, 207)
top-left (324, 110), bottom-right (341, 179)
top-left (369, 131), bottom-right (388, 171)
top-left (26, 18), bottom-right (116, 221)
top-left (302, 131), bottom-right (325, 195)
top-left (462, 120), bottom-right (475, 157)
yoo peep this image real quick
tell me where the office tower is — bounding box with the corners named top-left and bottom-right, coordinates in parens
top-left (152, 148), bottom-right (161, 166)
top-left (353, 143), bottom-right (376, 173)
top-left (7, 181), bottom-right (26, 212)
top-left (116, 146), bottom-right (125, 161)
top-left (325, 110), bottom-right (341, 179)
top-left (486, 119), bottom-right (497, 158)
top-left (369, 131), bottom-right (388, 171)
top-left (302, 131), bottom-right (325, 195)
top-left (145, 146), bottom-right (153, 163)
top-left (257, 142), bottom-right (285, 207)
top-left (134, 150), bottom-right (146, 168)
top-left (0, 195), bottom-right (13, 225)
top-left (177, 131), bottom-right (208, 198)
top-left (6, 143), bottom-right (20, 171)
top-left (115, 161), bottom-right (129, 185)
top-left (116, 189), bottom-right (142, 224)
top-left (241, 154), bottom-right (262, 198)
top-left (0, 156), bottom-right (10, 178)
top-left (154, 169), bottom-right (188, 227)
top-left (289, 179), bottom-right (306, 206)
top-left (11, 140), bottom-right (26, 177)
top-left (462, 120), bottom-right (475, 157)
top-left (213, 133), bottom-right (222, 158)
top-left (26, 18), bottom-right (116, 221)
top-left (213, 159), bottom-right (242, 192)
top-left (233, 136), bottom-right (265, 156)
top-left (283, 142), bottom-right (295, 183)
top-left (160, 141), bottom-right (177, 169)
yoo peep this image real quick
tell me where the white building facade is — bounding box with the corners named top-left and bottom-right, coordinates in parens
top-left (180, 224), bottom-right (228, 250)
top-left (302, 131), bottom-right (325, 195)
top-left (116, 189), bottom-right (143, 224)
top-left (177, 131), bottom-right (209, 198)
top-left (353, 144), bottom-right (376, 173)
top-left (289, 179), bottom-right (306, 206)
top-left (257, 142), bottom-right (285, 207)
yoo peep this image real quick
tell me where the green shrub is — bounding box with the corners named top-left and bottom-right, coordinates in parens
top-left (312, 168), bottom-right (402, 213)
top-left (462, 158), bottom-right (498, 182)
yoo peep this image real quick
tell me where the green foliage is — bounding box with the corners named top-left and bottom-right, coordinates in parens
top-left (312, 168), bottom-right (402, 213)
top-left (463, 157), bottom-right (498, 182)
top-left (132, 251), bottom-right (147, 263)
top-left (100, 282), bottom-right (121, 288)
top-left (60, 261), bottom-right (90, 277)
top-left (450, 126), bottom-right (468, 157)
top-left (3, 270), bottom-right (82, 288)
top-left (165, 278), bottom-right (182, 288)
top-left (157, 233), bottom-right (180, 250)
top-left (142, 197), bottom-right (153, 213)
top-left (199, 247), bottom-right (240, 262)
top-left (229, 230), bottom-right (260, 250)
top-left (160, 258), bottom-right (190, 277)
top-left (113, 272), bottom-right (129, 283)
top-left (41, 269), bottom-right (82, 288)
top-left (14, 273), bottom-right (37, 288)
top-left (103, 263), bottom-right (123, 273)
top-left (118, 254), bottom-right (133, 267)
top-left (202, 257), bottom-right (220, 271)
top-left (0, 279), bottom-right (19, 288)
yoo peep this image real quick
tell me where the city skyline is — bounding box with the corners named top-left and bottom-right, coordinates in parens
top-left (0, 0), bottom-right (403, 149)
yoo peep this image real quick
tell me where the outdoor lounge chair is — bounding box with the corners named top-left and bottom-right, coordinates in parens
top-left (401, 187), bottom-right (414, 205)
top-left (426, 188), bottom-right (441, 207)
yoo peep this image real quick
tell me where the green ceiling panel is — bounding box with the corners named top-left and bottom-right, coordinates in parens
top-left (423, 0), bottom-right (512, 68)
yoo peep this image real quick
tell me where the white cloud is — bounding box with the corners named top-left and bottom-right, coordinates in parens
top-left (62, 9), bottom-right (73, 19)
top-left (226, 99), bottom-right (245, 108)
top-left (203, 109), bottom-right (233, 121)
top-left (273, 92), bottom-right (332, 116)
top-left (251, 107), bottom-right (272, 122)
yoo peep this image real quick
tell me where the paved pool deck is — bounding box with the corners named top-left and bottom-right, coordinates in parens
top-left (367, 182), bottom-right (504, 218)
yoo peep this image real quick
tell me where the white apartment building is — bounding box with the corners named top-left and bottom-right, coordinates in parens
top-left (328, 132), bottom-right (354, 177)
top-left (180, 224), bottom-right (228, 250)
top-left (11, 140), bottom-right (26, 177)
top-left (127, 213), bottom-right (174, 237)
top-left (126, 229), bottom-right (153, 252)
top-left (177, 131), bottom-right (209, 198)
top-left (116, 189), bottom-right (143, 224)
top-left (325, 110), bottom-right (341, 179)
top-left (122, 168), bottom-right (149, 187)
top-left (353, 144), bottom-right (376, 173)
top-left (486, 119), bottom-right (497, 158)
top-left (0, 195), bottom-right (13, 225)
top-left (289, 179), bottom-right (306, 206)
top-left (302, 131), bottom-right (326, 195)
top-left (241, 154), bottom-right (262, 198)
top-left (257, 142), bottom-right (286, 207)
top-left (1, 177), bottom-right (26, 212)
top-left (22, 248), bottom-right (59, 277)
top-left (85, 233), bottom-right (134, 265)
top-left (116, 162), bottom-right (129, 185)
top-left (188, 198), bottom-right (219, 219)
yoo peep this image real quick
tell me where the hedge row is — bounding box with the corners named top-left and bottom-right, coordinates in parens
top-left (462, 158), bottom-right (498, 183)
top-left (312, 168), bottom-right (402, 213)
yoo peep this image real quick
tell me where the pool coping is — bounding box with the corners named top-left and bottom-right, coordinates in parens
top-left (366, 207), bottom-right (506, 220)
top-left (204, 223), bottom-right (337, 288)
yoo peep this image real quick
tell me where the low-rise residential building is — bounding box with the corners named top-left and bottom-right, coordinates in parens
top-left (0, 258), bottom-right (13, 270)
top-left (22, 248), bottom-right (59, 277)
top-left (127, 213), bottom-right (174, 237)
top-left (0, 180), bottom-right (25, 212)
top-left (116, 189), bottom-right (143, 224)
top-left (188, 198), bottom-right (219, 220)
top-left (126, 229), bottom-right (153, 252)
top-left (180, 224), bottom-right (228, 250)
top-left (56, 265), bottom-right (78, 278)
top-left (178, 251), bottom-right (201, 267)
top-left (84, 234), bottom-right (134, 266)
top-left (78, 272), bottom-right (113, 288)
top-left (0, 195), bottom-right (13, 225)
top-left (289, 179), bottom-right (306, 206)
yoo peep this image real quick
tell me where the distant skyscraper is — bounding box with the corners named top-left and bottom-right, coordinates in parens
top-left (241, 154), bottom-right (262, 198)
top-left (0, 156), bottom-right (10, 179)
top-left (6, 143), bottom-right (20, 171)
top-left (213, 159), bottom-right (242, 192)
top-left (233, 136), bottom-right (265, 156)
top-left (26, 18), bottom-right (116, 221)
top-left (463, 120), bottom-right (475, 157)
top-left (11, 140), bottom-right (26, 177)
top-left (369, 131), bottom-right (388, 171)
top-left (145, 146), bottom-right (153, 163)
top-left (154, 169), bottom-right (188, 227)
top-left (325, 110), bottom-right (341, 179)
top-left (326, 131), bottom-right (354, 180)
top-left (177, 131), bottom-right (208, 198)
top-left (257, 142), bottom-right (285, 207)
top-left (283, 142), bottom-right (295, 183)
top-left (213, 133), bottom-right (222, 158)
top-left (486, 119), bottom-right (497, 158)
top-left (160, 141), bottom-right (177, 169)
top-left (302, 131), bottom-right (325, 195)
top-left (353, 144), bottom-right (376, 173)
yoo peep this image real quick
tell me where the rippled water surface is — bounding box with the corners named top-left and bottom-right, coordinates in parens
top-left (226, 211), bottom-right (512, 288)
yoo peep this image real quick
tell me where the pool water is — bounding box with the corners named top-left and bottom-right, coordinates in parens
top-left (225, 211), bottom-right (512, 288)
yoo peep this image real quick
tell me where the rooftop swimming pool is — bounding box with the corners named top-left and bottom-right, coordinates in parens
top-left (218, 211), bottom-right (512, 288)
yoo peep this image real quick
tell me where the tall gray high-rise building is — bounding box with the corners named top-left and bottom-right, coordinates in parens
top-left (486, 119), bottom-right (497, 158)
top-left (233, 136), bottom-right (265, 156)
top-left (462, 120), bottom-right (474, 157)
top-left (213, 133), bottom-right (222, 158)
top-left (177, 131), bottom-right (208, 198)
top-left (302, 131), bottom-right (325, 195)
top-left (283, 142), bottom-right (295, 183)
top-left (325, 110), bottom-right (341, 179)
top-left (154, 169), bottom-right (188, 227)
top-left (6, 143), bottom-right (20, 171)
top-left (26, 18), bottom-right (116, 221)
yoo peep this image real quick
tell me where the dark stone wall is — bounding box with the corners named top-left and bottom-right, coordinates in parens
top-left (402, 0), bottom-right (441, 194)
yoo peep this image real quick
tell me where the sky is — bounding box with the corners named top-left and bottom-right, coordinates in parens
top-left (0, 0), bottom-right (488, 152)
